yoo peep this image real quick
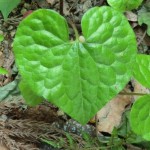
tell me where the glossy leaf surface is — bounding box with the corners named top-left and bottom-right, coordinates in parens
top-left (130, 95), bottom-right (150, 141)
top-left (107, 0), bottom-right (143, 12)
top-left (13, 7), bottom-right (137, 124)
top-left (133, 54), bottom-right (150, 88)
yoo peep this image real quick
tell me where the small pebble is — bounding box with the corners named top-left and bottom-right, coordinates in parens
top-left (10, 30), bottom-right (16, 38)
top-left (8, 25), bottom-right (13, 31)
top-left (21, 8), bottom-right (27, 15)
top-left (57, 109), bottom-right (64, 116)
top-left (24, 3), bottom-right (31, 9)
top-left (0, 30), bottom-right (3, 35)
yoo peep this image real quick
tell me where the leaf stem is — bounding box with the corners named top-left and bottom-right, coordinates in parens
top-left (119, 92), bottom-right (147, 96)
top-left (69, 21), bottom-right (79, 40)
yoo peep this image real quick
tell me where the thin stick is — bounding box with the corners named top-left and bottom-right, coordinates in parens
top-left (138, 30), bottom-right (147, 46)
top-left (99, 0), bottom-right (105, 5)
top-left (95, 113), bottom-right (99, 137)
top-left (59, 0), bottom-right (63, 15)
top-left (119, 92), bottom-right (147, 96)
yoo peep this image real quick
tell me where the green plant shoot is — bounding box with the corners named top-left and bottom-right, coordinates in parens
top-left (13, 6), bottom-right (137, 124)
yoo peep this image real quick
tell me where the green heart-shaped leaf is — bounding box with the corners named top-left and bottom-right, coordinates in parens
top-left (107, 0), bottom-right (143, 12)
top-left (133, 54), bottom-right (150, 88)
top-left (13, 7), bottom-right (137, 124)
top-left (130, 95), bottom-right (150, 141)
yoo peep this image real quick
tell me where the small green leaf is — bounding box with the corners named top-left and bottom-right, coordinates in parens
top-left (139, 12), bottom-right (150, 35)
top-left (19, 81), bottom-right (43, 106)
top-left (41, 138), bottom-right (61, 149)
top-left (133, 54), bottom-right (150, 88)
top-left (0, 67), bottom-right (8, 75)
top-left (107, 0), bottom-right (143, 12)
top-left (130, 95), bottom-right (150, 141)
top-left (13, 7), bottom-right (137, 124)
top-left (0, 79), bottom-right (19, 100)
top-left (0, 0), bottom-right (21, 20)
top-left (138, 4), bottom-right (150, 36)
top-left (0, 34), bottom-right (4, 42)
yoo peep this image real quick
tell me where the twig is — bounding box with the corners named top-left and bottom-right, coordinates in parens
top-left (95, 114), bottom-right (99, 137)
top-left (59, 0), bottom-right (63, 15)
top-left (99, 0), bottom-right (106, 5)
top-left (119, 92), bottom-right (147, 96)
top-left (68, 0), bottom-right (80, 13)
top-left (137, 30), bottom-right (147, 46)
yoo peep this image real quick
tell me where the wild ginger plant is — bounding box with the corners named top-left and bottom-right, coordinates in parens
top-left (13, 0), bottom-right (150, 141)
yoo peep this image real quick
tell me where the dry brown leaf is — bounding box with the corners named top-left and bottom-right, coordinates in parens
top-left (134, 26), bottom-right (150, 46)
top-left (34, 0), bottom-right (50, 8)
top-left (132, 79), bottom-right (150, 100)
top-left (46, 0), bottom-right (55, 5)
top-left (0, 51), bottom-right (4, 66)
top-left (63, 1), bottom-right (70, 16)
top-left (125, 11), bottom-right (137, 22)
top-left (130, 22), bottom-right (138, 28)
top-left (96, 80), bottom-right (150, 134)
top-left (0, 144), bottom-right (8, 150)
top-left (96, 93), bottom-right (133, 133)
top-left (82, 0), bottom-right (92, 12)
top-left (127, 144), bottom-right (143, 150)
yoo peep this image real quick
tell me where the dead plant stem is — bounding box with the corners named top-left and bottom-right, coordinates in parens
top-left (119, 92), bottom-right (147, 96)
top-left (95, 113), bottom-right (99, 137)
top-left (59, 0), bottom-right (63, 15)
top-left (138, 30), bottom-right (147, 46)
